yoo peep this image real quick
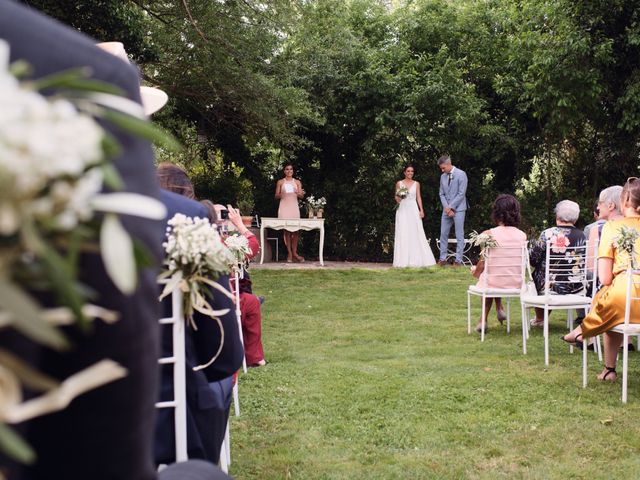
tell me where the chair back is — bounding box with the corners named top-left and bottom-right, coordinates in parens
top-left (542, 240), bottom-right (588, 296)
top-left (156, 282), bottom-right (188, 462)
top-left (482, 242), bottom-right (528, 289)
top-left (623, 268), bottom-right (640, 326)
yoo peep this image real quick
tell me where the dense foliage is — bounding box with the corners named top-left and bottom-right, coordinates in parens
top-left (28, 0), bottom-right (640, 260)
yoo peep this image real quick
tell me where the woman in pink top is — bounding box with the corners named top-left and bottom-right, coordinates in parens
top-left (473, 194), bottom-right (527, 332)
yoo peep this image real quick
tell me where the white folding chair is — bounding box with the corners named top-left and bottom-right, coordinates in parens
top-left (467, 243), bottom-right (527, 345)
top-left (156, 284), bottom-right (188, 462)
top-left (521, 241), bottom-right (594, 366)
top-left (219, 420), bottom-right (231, 473)
top-left (584, 268), bottom-right (640, 402)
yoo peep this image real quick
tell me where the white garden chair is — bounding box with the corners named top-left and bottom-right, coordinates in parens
top-left (583, 268), bottom-right (640, 402)
top-left (156, 284), bottom-right (188, 462)
top-left (521, 241), bottom-right (595, 366)
top-left (467, 243), bottom-right (527, 345)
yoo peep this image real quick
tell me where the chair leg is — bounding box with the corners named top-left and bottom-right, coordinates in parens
top-left (233, 382), bottom-right (240, 417)
top-left (622, 335), bottom-right (629, 404)
top-left (544, 308), bottom-right (550, 366)
top-left (481, 295), bottom-right (486, 342)
top-left (521, 303), bottom-right (527, 355)
top-left (596, 335), bottom-right (603, 363)
top-left (467, 291), bottom-right (471, 335)
top-left (506, 298), bottom-right (511, 334)
top-left (567, 310), bottom-right (574, 355)
top-left (583, 334), bottom-right (588, 388)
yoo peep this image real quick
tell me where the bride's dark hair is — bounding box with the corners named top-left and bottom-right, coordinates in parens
top-left (402, 164), bottom-right (415, 174)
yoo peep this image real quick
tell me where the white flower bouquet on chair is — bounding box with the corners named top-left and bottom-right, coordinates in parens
top-left (159, 214), bottom-right (235, 370)
top-left (224, 233), bottom-right (253, 274)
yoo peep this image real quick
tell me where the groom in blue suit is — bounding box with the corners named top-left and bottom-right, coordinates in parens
top-left (437, 155), bottom-right (468, 265)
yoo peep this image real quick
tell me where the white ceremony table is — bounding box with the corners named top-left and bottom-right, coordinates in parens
top-left (259, 217), bottom-right (325, 266)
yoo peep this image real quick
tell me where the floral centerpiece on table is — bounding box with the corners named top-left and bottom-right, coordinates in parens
top-left (395, 184), bottom-right (409, 199)
top-left (0, 40), bottom-right (170, 464)
top-left (306, 195), bottom-right (326, 217)
top-left (614, 225), bottom-right (640, 269)
top-left (159, 214), bottom-right (235, 370)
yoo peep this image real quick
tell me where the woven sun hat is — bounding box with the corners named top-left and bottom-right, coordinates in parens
top-left (96, 41), bottom-right (168, 115)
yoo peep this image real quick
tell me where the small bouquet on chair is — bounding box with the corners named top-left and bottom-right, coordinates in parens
top-left (395, 185), bottom-right (409, 199)
top-left (469, 230), bottom-right (498, 279)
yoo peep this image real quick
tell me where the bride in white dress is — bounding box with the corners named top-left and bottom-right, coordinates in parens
top-left (393, 165), bottom-right (436, 267)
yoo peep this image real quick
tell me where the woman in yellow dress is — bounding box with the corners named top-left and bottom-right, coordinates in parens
top-left (562, 177), bottom-right (640, 381)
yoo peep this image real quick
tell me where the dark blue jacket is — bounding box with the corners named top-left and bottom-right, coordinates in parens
top-left (155, 190), bottom-right (243, 464)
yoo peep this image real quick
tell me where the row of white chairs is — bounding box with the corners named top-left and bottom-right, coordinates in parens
top-left (158, 270), bottom-right (247, 471)
top-left (467, 240), bottom-right (640, 402)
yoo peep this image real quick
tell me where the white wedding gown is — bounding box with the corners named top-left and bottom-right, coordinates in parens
top-left (393, 181), bottom-right (436, 268)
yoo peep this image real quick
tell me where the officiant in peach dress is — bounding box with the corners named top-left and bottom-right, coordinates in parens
top-left (275, 163), bottom-right (305, 262)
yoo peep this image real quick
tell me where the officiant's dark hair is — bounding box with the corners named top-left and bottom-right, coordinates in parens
top-left (491, 194), bottom-right (521, 227)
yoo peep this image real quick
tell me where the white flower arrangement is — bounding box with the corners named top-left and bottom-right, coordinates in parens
top-left (159, 214), bottom-right (235, 371)
top-left (395, 185), bottom-right (409, 199)
top-left (306, 195), bottom-right (327, 210)
top-left (614, 225), bottom-right (640, 269)
top-left (469, 230), bottom-right (499, 258)
top-left (224, 233), bottom-right (253, 269)
top-left (0, 40), bottom-right (171, 464)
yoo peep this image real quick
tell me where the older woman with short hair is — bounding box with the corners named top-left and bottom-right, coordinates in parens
top-left (529, 199), bottom-right (586, 327)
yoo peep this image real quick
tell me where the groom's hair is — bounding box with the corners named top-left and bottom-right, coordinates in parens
top-left (491, 194), bottom-right (521, 227)
top-left (437, 154), bottom-right (451, 165)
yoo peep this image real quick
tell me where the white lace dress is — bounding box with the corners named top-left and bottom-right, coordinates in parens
top-left (393, 181), bottom-right (436, 268)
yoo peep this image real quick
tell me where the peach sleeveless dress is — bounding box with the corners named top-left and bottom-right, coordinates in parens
top-left (278, 179), bottom-right (300, 219)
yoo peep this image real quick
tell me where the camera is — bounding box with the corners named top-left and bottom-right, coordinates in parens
top-left (220, 209), bottom-right (229, 220)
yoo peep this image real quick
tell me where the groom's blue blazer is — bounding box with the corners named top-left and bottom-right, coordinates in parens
top-left (439, 167), bottom-right (469, 213)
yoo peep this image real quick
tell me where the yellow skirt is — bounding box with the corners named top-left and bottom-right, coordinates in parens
top-left (582, 272), bottom-right (640, 337)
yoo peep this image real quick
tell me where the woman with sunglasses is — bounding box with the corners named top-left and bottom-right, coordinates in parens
top-left (562, 177), bottom-right (640, 381)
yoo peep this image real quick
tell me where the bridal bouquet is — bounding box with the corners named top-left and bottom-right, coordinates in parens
top-left (469, 230), bottom-right (499, 258)
top-left (0, 40), bottom-right (170, 464)
top-left (307, 195), bottom-right (327, 210)
top-left (614, 225), bottom-right (640, 269)
top-left (395, 185), bottom-right (409, 199)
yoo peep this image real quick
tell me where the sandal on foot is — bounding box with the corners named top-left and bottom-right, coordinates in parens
top-left (597, 366), bottom-right (617, 382)
top-left (561, 332), bottom-right (581, 346)
top-left (496, 309), bottom-right (507, 325)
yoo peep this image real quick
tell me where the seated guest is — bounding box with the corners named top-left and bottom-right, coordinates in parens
top-left (583, 200), bottom-right (604, 241)
top-left (529, 200), bottom-right (586, 327)
top-left (586, 185), bottom-right (623, 272)
top-left (156, 165), bottom-right (244, 465)
top-left (562, 178), bottom-right (640, 381)
top-left (217, 205), bottom-right (266, 367)
top-left (0, 3), bottom-right (231, 479)
top-left (472, 194), bottom-right (527, 333)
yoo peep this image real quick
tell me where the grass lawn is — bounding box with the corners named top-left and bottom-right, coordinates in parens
top-left (231, 267), bottom-right (640, 479)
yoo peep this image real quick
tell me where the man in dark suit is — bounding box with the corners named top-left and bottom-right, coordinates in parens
top-left (155, 189), bottom-right (244, 466)
top-left (0, 2), bottom-right (232, 479)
